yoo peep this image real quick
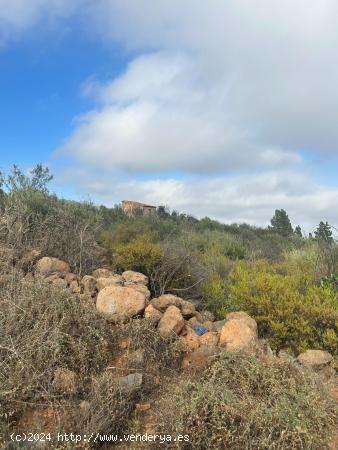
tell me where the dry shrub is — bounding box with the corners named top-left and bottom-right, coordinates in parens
top-left (80, 372), bottom-right (140, 439)
top-left (157, 353), bottom-right (337, 450)
top-left (0, 279), bottom-right (116, 440)
top-left (123, 318), bottom-right (184, 371)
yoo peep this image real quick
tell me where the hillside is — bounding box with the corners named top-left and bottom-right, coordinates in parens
top-left (0, 166), bottom-right (337, 449)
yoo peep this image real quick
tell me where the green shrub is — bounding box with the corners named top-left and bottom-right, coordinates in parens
top-left (227, 261), bottom-right (338, 354)
top-left (112, 233), bottom-right (164, 276)
top-left (0, 165), bottom-right (103, 275)
top-left (157, 353), bottom-right (337, 449)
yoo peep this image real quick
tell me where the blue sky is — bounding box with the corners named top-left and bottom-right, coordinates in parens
top-left (1, 0), bottom-right (338, 231)
top-left (0, 25), bottom-right (126, 166)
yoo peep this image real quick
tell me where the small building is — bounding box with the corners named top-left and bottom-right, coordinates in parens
top-left (121, 200), bottom-right (157, 217)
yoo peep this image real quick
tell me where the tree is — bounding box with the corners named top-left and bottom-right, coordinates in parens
top-left (157, 205), bottom-right (170, 218)
top-left (269, 209), bottom-right (293, 237)
top-left (314, 221), bottom-right (333, 244)
top-left (294, 225), bottom-right (302, 237)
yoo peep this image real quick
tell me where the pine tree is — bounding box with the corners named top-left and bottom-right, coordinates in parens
top-left (314, 221), bottom-right (333, 244)
top-left (270, 209), bottom-right (293, 237)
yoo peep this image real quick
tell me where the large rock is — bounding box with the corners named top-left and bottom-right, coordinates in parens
top-left (151, 294), bottom-right (196, 318)
top-left (181, 327), bottom-right (200, 351)
top-left (158, 305), bottom-right (185, 338)
top-left (118, 373), bottom-right (143, 392)
top-left (219, 311), bottom-right (258, 352)
top-left (96, 286), bottom-right (146, 322)
top-left (144, 304), bottom-right (163, 323)
top-left (199, 331), bottom-right (219, 346)
top-left (128, 284), bottom-right (151, 301)
top-left (297, 350), bottom-right (333, 370)
top-left (96, 275), bottom-right (124, 291)
top-left (35, 257), bottom-right (70, 277)
top-left (188, 316), bottom-right (202, 329)
top-left (92, 268), bottom-right (113, 279)
top-left (122, 270), bottom-right (148, 286)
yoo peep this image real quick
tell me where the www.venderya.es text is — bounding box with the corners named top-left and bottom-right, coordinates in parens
top-left (10, 432), bottom-right (190, 445)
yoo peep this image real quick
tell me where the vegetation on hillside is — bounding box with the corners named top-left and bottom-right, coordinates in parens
top-left (0, 164), bottom-right (337, 448)
top-left (0, 164), bottom-right (337, 357)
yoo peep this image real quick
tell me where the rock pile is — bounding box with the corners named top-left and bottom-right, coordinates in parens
top-left (31, 256), bottom-right (336, 376)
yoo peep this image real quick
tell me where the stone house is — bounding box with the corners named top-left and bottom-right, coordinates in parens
top-left (121, 200), bottom-right (157, 217)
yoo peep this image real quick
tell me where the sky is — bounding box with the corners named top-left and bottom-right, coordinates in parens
top-left (1, 0), bottom-right (338, 233)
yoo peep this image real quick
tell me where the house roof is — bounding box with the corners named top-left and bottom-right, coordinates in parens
top-left (122, 200), bottom-right (157, 209)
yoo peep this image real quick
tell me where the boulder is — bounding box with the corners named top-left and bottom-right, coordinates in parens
top-left (144, 304), bottom-right (163, 323)
top-left (151, 294), bottom-right (180, 311)
top-left (122, 270), bottom-right (148, 286)
top-left (203, 321), bottom-right (214, 331)
top-left (53, 368), bottom-right (77, 394)
top-left (181, 327), bottom-right (200, 351)
top-left (194, 311), bottom-right (204, 322)
top-left (96, 286), bottom-right (146, 322)
top-left (96, 275), bottom-right (124, 291)
top-left (225, 311), bottom-right (258, 332)
top-left (199, 331), bottom-right (219, 346)
top-left (92, 268), bottom-right (113, 279)
top-left (35, 257), bottom-right (70, 277)
top-left (81, 275), bottom-right (97, 296)
top-left (187, 316), bottom-right (202, 329)
top-left (180, 299), bottom-right (196, 318)
top-left (151, 294), bottom-right (196, 318)
top-left (158, 305), bottom-right (185, 338)
top-left (128, 283), bottom-right (151, 301)
top-left (118, 373), bottom-right (143, 392)
top-left (297, 350), bottom-right (333, 370)
top-left (219, 311), bottom-right (258, 352)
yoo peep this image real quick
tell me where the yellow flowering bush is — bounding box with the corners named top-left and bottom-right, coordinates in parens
top-left (228, 261), bottom-right (338, 354)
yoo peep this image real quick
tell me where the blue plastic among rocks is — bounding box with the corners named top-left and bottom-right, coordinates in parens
top-left (195, 325), bottom-right (208, 336)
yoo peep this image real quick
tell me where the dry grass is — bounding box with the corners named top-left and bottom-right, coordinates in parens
top-left (0, 278), bottom-right (116, 444)
top-left (0, 276), bottom-right (185, 447)
top-left (156, 352), bottom-right (337, 450)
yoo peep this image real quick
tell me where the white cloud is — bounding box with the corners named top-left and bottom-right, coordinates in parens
top-left (84, 0), bottom-right (338, 154)
top-left (58, 51), bottom-right (301, 173)
top-left (0, 0), bottom-right (85, 44)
